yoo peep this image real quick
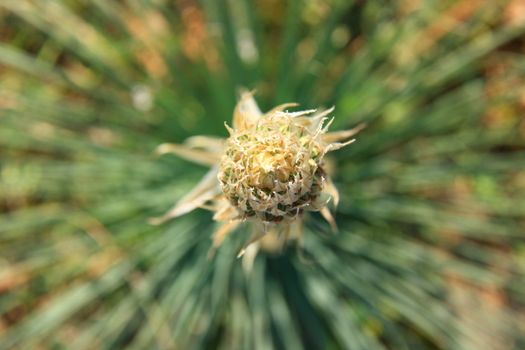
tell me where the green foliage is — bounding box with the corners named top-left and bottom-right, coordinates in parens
top-left (1, 1), bottom-right (524, 349)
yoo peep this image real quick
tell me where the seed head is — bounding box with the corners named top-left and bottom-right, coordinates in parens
top-left (219, 112), bottom-right (327, 223)
top-left (154, 91), bottom-right (364, 263)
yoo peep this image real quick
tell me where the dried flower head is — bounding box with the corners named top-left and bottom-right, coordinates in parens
top-left (153, 91), bottom-right (363, 264)
top-left (219, 112), bottom-right (327, 223)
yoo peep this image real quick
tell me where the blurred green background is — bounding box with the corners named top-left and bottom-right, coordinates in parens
top-left (1, 0), bottom-right (525, 349)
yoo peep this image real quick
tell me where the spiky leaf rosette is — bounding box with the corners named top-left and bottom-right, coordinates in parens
top-left (1, 1), bottom-right (525, 350)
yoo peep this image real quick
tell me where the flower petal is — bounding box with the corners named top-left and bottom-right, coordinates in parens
top-left (212, 200), bottom-right (240, 221)
top-left (212, 220), bottom-right (240, 247)
top-left (184, 135), bottom-right (225, 153)
top-left (150, 167), bottom-right (220, 224)
top-left (295, 106), bottom-right (334, 132)
top-left (323, 177), bottom-right (340, 208)
top-left (322, 123), bottom-right (366, 143)
top-left (276, 109), bottom-right (317, 118)
top-left (237, 223), bottom-right (269, 258)
top-left (241, 242), bottom-right (260, 272)
top-left (155, 142), bottom-right (221, 166)
top-left (233, 91), bottom-right (262, 131)
top-left (320, 207), bottom-right (338, 232)
top-left (267, 102), bottom-right (299, 114)
top-left (325, 139), bottom-right (356, 152)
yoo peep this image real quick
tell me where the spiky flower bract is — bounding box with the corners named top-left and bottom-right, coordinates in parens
top-left (155, 92), bottom-right (362, 258)
top-left (1, 1), bottom-right (525, 350)
top-left (219, 110), bottom-right (327, 223)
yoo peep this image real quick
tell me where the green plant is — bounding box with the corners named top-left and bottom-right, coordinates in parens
top-left (1, 1), bottom-right (524, 349)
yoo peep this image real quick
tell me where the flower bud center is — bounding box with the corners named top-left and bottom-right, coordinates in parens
top-left (218, 114), bottom-right (325, 222)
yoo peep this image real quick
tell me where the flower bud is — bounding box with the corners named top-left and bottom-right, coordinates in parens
top-left (218, 112), bottom-right (326, 223)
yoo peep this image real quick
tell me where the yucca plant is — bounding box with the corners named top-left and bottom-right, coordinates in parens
top-left (1, 1), bottom-right (525, 349)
